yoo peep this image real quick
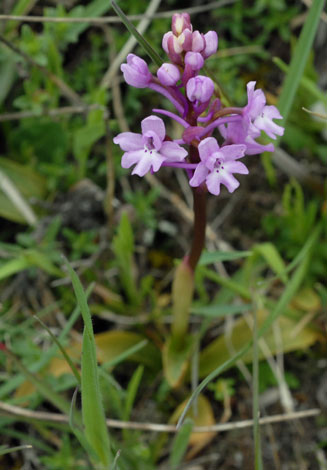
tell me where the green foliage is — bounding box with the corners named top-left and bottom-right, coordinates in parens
top-left (262, 180), bottom-right (327, 279)
top-left (1, 1), bottom-right (326, 468)
top-left (112, 212), bottom-right (140, 306)
top-left (66, 260), bottom-right (112, 468)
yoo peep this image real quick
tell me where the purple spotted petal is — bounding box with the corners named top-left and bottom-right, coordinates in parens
top-left (113, 132), bottom-right (143, 151)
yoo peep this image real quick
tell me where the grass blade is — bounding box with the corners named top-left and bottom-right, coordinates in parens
top-left (33, 315), bottom-right (81, 386)
top-left (170, 418), bottom-right (193, 470)
top-left (65, 259), bottom-right (112, 468)
top-left (0, 444), bottom-right (32, 456)
top-left (111, 1), bottom-right (163, 67)
top-left (277, 0), bottom-right (326, 135)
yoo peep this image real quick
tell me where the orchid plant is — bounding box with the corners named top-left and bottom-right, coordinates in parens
top-left (114, 12), bottom-right (284, 386)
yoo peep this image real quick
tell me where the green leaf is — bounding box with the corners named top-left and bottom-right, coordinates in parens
top-left (163, 335), bottom-right (194, 388)
top-left (169, 418), bottom-right (193, 470)
top-left (191, 303), bottom-right (252, 318)
top-left (0, 49), bottom-right (16, 105)
top-left (273, 57), bottom-right (327, 104)
top-left (112, 212), bottom-right (140, 305)
top-left (277, 0), bottom-right (326, 133)
top-left (0, 257), bottom-right (30, 281)
top-left (73, 115), bottom-right (105, 179)
top-left (111, 1), bottom-right (163, 67)
top-left (254, 242), bottom-right (288, 283)
top-left (0, 157), bottom-right (46, 224)
top-left (123, 365), bottom-right (143, 422)
top-left (65, 260), bottom-right (112, 468)
top-left (199, 250), bottom-right (251, 265)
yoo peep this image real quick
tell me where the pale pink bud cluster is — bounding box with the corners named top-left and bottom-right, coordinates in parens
top-left (162, 13), bottom-right (218, 67)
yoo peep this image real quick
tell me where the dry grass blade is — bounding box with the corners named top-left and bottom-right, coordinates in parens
top-left (0, 401), bottom-right (320, 433)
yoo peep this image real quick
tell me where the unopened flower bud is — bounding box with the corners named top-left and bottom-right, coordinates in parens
top-left (191, 31), bottom-right (205, 52)
top-left (172, 13), bottom-right (192, 36)
top-left (202, 31), bottom-right (218, 59)
top-left (157, 63), bottom-right (181, 86)
top-left (184, 51), bottom-right (204, 71)
top-left (186, 76), bottom-right (214, 103)
top-left (121, 54), bottom-right (152, 88)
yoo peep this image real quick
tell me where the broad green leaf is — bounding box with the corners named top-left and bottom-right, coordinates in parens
top-left (199, 250), bottom-right (251, 265)
top-left (163, 335), bottom-right (194, 388)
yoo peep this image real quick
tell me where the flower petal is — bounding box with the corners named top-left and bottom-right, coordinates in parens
top-left (224, 160), bottom-right (249, 175)
top-left (254, 105), bottom-right (284, 139)
top-left (113, 132), bottom-right (143, 151)
top-left (189, 162), bottom-right (209, 187)
top-left (132, 150), bottom-right (165, 177)
top-left (220, 144), bottom-right (246, 161)
top-left (160, 141), bottom-right (188, 161)
top-left (198, 137), bottom-right (220, 162)
top-left (206, 169), bottom-right (240, 195)
top-left (121, 149), bottom-right (144, 169)
top-left (141, 116), bottom-right (166, 142)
